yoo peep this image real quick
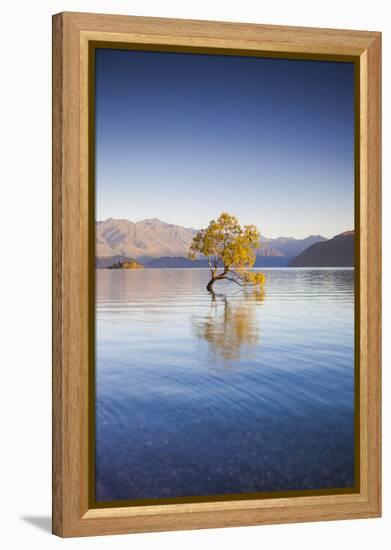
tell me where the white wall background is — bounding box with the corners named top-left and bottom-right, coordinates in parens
top-left (0, 0), bottom-right (389, 547)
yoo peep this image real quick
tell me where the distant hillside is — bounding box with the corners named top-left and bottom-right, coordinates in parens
top-left (254, 256), bottom-right (292, 267)
top-left (96, 218), bottom-right (196, 259)
top-left (145, 257), bottom-right (209, 268)
top-left (289, 231), bottom-right (354, 267)
top-left (137, 256), bottom-right (293, 268)
top-left (263, 235), bottom-right (326, 258)
top-left (96, 217), bottom-right (327, 267)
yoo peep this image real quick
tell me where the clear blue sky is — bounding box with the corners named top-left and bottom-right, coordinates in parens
top-left (95, 48), bottom-right (355, 239)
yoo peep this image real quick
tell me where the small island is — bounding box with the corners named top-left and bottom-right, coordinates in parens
top-left (108, 259), bottom-right (144, 269)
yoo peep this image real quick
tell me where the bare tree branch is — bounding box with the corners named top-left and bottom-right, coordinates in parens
top-left (225, 277), bottom-right (246, 287)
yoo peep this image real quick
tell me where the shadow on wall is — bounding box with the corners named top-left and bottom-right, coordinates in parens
top-left (21, 516), bottom-right (51, 534)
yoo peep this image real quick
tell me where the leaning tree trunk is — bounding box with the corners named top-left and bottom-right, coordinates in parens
top-left (206, 277), bottom-right (215, 292)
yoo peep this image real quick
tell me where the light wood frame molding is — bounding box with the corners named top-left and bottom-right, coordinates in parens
top-left (52, 11), bottom-right (381, 538)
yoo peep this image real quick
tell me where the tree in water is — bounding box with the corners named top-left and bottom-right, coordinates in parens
top-left (188, 212), bottom-right (266, 292)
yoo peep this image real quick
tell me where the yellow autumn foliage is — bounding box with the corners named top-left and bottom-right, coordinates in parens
top-left (189, 212), bottom-right (266, 291)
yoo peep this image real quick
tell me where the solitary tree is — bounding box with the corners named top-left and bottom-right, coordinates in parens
top-left (188, 212), bottom-right (266, 292)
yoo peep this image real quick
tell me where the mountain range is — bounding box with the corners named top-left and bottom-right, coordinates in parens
top-left (96, 218), bottom-right (196, 259)
top-left (289, 231), bottom-right (354, 267)
top-left (96, 217), bottom-right (327, 266)
top-left (96, 218), bottom-right (354, 268)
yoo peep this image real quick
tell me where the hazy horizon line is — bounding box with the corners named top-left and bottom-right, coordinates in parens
top-left (96, 216), bottom-right (354, 241)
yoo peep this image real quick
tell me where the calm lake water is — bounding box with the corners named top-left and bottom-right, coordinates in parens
top-left (95, 268), bottom-right (355, 502)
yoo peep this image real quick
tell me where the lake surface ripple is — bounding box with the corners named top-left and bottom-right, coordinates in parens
top-left (95, 268), bottom-right (355, 502)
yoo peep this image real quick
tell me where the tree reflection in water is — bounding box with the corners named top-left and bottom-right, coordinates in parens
top-left (194, 289), bottom-right (265, 363)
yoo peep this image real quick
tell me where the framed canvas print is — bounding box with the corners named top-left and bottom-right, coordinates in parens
top-left (52, 12), bottom-right (381, 537)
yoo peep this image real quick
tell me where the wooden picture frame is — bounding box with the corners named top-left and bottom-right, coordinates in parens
top-left (52, 11), bottom-right (381, 537)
